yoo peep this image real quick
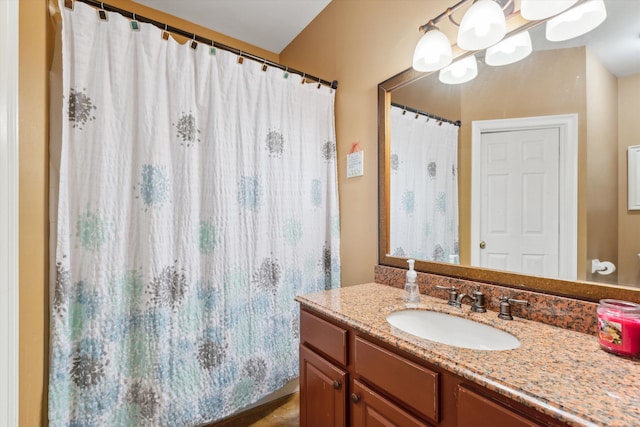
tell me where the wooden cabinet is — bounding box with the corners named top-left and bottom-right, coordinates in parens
top-left (457, 386), bottom-right (540, 427)
top-left (299, 344), bottom-right (347, 427)
top-left (354, 337), bottom-right (439, 424)
top-left (299, 308), bottom-right (566, 427)
top-left (351, 379), bottom-right (431, 427)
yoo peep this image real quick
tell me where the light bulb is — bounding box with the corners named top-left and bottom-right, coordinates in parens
top-left (521, 0), bottom-right (578, 20)
top-left (457, 0), bottom-right (506, 51)
top-left (546, 0), bottom-right (607, 42)
top-left (485, 31), bottom-right (533, 66)
top-left (439, 55), bottom-right (478, 85)
top-left (412, 27), bottom-right (453, 72)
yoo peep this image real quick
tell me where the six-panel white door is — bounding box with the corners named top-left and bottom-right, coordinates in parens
top-left (476, 127), bottom-right (560, 277)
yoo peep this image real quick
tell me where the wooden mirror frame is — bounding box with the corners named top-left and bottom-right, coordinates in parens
top-left (378, 67), bottom-right (640, 304)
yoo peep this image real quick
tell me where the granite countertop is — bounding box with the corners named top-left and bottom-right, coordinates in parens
top-left (295, 282), bottom-right (640, 427)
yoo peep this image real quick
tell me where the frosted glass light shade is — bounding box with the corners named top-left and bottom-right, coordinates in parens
top-left (439, 55), bottom-right (478, 85)
top-left (457, 0), bottom-right (506, 51)
top-left (485, 31), bottom-right (533, 66)
top-left (521, 0), bottom-right (578, 20)
top-left (412, 28), bottom-right (453, 72)
top-left (546, 0), bottom-right (607, 42)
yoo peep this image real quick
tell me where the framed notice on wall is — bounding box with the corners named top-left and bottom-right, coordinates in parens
top-left (629, 145), bottom-right (640, 210)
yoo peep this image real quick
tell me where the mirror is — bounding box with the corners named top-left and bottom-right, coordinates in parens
top-left (378, 0), bottom-right (640, 303)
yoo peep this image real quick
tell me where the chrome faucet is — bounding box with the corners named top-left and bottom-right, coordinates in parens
top-left (455, 290), bottom-right (487, 313)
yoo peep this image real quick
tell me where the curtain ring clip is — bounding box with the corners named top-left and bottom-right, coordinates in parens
top-left (301, 73), bottom-right (306, 84)
top-left (130, 13), bottom-right (140, 31)
top-left (237, 51), bottom-right (244, 64)
top-left (191, 34), bottom-right (198, 50)
top-left (97, 2), bottom-right (108, 20)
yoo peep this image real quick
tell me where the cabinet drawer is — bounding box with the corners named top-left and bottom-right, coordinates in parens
top-left (354, 336), bottom-right (439, 423)
top-left (300, 309), bottom-right (348, 366)
top-left (457, 386), bottom-right (541, 427)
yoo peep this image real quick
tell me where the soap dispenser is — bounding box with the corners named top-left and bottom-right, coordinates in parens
top-left (403, 259), bottom-right (420, 303)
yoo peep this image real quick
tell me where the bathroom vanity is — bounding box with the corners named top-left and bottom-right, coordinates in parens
top-left (296, 283), bottom-right (640, 427)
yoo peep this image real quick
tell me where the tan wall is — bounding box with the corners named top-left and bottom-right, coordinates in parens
top-left (392, 76), bottom-right (462, 122)
top-left (585, 50), bottom-right (619, 284)
top-left (618, 73), bottom-right (640, 285)
top-left (281, 0), bottom-right (452, 286)
top-left (19, 1), bottom-right (48, 425)
top-left (20, 0), bottom-right (279, 424)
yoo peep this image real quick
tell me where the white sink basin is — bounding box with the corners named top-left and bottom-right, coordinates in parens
top-left (386, 310), bottom-right (520, 351)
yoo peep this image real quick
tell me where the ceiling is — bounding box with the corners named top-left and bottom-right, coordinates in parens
top-left (133, 0), bottom-right (332, 54)
top-left (133, 0), bottom-right (639, 76)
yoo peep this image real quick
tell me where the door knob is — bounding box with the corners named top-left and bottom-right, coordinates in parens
top-left (351, 393), bottom-right (360, 404)
top-left (479, 241), bottom-right (486, 249)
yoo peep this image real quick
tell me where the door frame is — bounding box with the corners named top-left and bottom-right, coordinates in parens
top-left (0, 0), bottom-right (20, 425)
top-left (470, 114), bottom-right (578, 280)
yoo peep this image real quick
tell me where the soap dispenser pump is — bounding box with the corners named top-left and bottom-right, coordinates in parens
top-left (403, 259), bottom-right (420, 303)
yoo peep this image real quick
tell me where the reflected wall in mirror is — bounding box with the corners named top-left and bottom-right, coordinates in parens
top-left (379, 0), bottom-right (640, 303)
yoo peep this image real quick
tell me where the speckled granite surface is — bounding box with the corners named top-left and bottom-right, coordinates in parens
top-left (296, 283), bottom-right (640, 427)
top-left (375, 265), bottom-right (599, 335)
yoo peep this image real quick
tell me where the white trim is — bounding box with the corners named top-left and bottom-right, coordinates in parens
top-left (471, 114), bottom-right (578, 281)
top-left (0, 0), bottom-right (20, 426)
top-left (628, 145), bottom-right (640, 210)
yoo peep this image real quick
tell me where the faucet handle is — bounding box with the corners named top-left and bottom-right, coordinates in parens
top-left (498, 297), bottom-right (529, 320)
top-left (470, 290), bottom-right (486, 313)
top-left (435, 285), bottom-right (459, 306)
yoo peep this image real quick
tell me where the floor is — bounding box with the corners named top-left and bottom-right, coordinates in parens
top-left (209, 392), bottom-right (299, 427)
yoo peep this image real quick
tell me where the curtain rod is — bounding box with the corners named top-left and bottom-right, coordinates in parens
top-left (391, 103), bottom-right (461, 127)
top-left (65, 0), bottom-right (338, 90)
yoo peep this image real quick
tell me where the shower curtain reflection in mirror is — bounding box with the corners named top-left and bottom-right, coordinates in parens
top-left (389, 105), bottom-right (459, 263)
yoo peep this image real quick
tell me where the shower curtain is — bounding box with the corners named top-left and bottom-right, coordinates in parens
top-left (49, 2), bottom-right (340, 426)
top-left (389, 105), bottom-right (459, 263)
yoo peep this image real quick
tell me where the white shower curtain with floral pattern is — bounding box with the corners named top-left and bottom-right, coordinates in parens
top-left (49, 2), bottom-right (340, 426)
top-left (389, 105), bottom-right (459, 263)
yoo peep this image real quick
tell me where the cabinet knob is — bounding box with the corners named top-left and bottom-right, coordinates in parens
top-left (351, 393), bottom-right (360, 404)
top-left (332, 380), bottom-right (341, 390)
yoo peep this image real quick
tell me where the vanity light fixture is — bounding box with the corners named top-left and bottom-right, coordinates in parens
top-left (520, 0), bottom-right (578, 21)
top-left (457, 0), bottom-right (506, 50)
top-left (439, 54), bottom-right (478, 84)
top-left (485, 30), bottom-right (533, 66)
top-left (412, 23), bottom-right (453, 72)
top-left (411, 0), bottom-right (608, 74)
top-left (545, 0), bottom-right (607, 42)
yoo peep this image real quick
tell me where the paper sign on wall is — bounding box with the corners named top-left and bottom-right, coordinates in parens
top-left (347, 142), bottom-right (364, 178)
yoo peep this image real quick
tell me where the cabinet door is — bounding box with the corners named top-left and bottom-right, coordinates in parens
top-left (457, 386), bottom-right (542, 427)
top-left (300, 344), bottom-right (347, 427)
top-left (351, 379), bottom-right (432, 427)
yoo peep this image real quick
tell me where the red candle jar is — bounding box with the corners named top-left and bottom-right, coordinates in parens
top-left (597, 299), bottom-right (640, 358)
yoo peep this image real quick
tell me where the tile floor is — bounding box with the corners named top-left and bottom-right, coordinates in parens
top-left (209, 393), bottom-right (299, 427)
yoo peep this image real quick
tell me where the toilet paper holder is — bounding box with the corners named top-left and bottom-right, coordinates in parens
top-left (592, 259), bottom-right (616, 275)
